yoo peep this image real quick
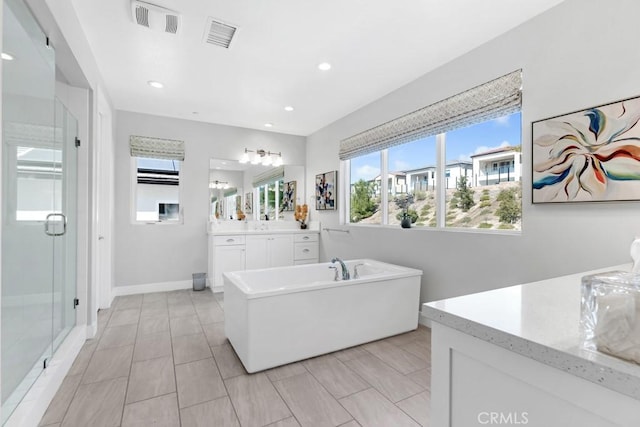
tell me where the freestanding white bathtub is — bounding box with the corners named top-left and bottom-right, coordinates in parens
top-left (223, 259), bottom-right (422, 373)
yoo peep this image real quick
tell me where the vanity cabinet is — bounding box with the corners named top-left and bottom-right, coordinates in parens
top-left (208, 231), bottom-right (319, 288)
top-left (294, 233), bottom-right (319, 265)
top-left (208, 235), bottom-right (246, 287)
top-left (245, 234), bottom-right (294, 270)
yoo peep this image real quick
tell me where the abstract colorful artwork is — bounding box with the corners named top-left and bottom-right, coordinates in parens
top-left (316, 171), bottom-right (337, 210)
top-left (532, 96), bottom-right (640, 203)
top-left (283, 181), bottom-right (296, 211)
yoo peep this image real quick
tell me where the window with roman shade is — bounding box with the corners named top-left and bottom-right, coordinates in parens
top-left (339, 70), bottom-right (522, 160)
top-left (342, 70), bottom-right (523, 232)
top-left (129, 135), bottom-right (185, 223)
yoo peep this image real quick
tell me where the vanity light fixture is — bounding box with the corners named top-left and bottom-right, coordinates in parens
top-left (239, 148), bottom-right (282, 167)
top-left (209, 180), bottom-right (230, 189)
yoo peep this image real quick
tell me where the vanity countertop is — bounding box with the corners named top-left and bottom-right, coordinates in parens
top-left (208, 225), bottom-right (320, 236)
top-left (423, 263), bottom-right (640, 400)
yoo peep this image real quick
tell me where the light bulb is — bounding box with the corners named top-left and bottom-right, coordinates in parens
top-left (239, 152), bottom-right (250, 164)
top-left (251, 154), bottom-right (261, 164)
top-left (273, 156), bottom-right (283, 167)
top-left (262, 156), bottom-right (272, 166)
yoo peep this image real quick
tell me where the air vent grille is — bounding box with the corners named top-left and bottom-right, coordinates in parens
top-left (204, 18), bottom-right (237, 49)
top-left (131, 1), bottom-right (180, 35)
top-left (166, 15), bottom-right (178, 34)
top-left (135, 5), bottom-right (149, 27)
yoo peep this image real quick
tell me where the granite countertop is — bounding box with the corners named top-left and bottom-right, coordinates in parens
top-left (423, 263), bottom-right (640, 400)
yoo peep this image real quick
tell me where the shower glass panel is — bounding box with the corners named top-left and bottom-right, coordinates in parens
top-left (52, 100), bottom-right (78, 353)
top-left (1, 0), bottom-right (77, 423)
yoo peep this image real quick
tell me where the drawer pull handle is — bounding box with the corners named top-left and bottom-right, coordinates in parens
top-left (226, 239), bottom-right (234, 243)
top-left (303, 249), bottom-right (310, 253)
top-left (303, 236), bottom-right (309, 240)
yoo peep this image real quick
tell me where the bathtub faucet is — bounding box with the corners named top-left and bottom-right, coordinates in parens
top-left (331, 258), bottom-right (350, 280)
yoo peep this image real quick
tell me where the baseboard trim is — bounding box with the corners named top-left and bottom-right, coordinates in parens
top-left (5, 325), bottom-right (86, 427)
top-left (87, 321), bottom-right (98, 339)
top-left (112, 280), bottom-right (195, 297)
top-left (419, 310), bottom-right (432, 328)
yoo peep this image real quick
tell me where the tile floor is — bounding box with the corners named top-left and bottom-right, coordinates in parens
top-left (39, 289), bottom-right (431, 427)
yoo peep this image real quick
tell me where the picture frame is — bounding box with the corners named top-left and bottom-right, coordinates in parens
top-left (282, 181), bottom-right (296, 211)
top-left (315, 171), bottom-right (337, 210)
top-left (244, 192), bottom-right (253, 214)
top-left (235, 195), bottom-right (242, 213)
top-left (532, 95), bottom-right (640, 203)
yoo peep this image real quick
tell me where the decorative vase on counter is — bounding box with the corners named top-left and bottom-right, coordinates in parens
top-left (295, 204), bottom-right (309, 230)
top-left (400, 217), bottom-right (411, 228)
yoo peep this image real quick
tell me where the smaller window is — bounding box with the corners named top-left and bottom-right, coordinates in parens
top-left (134, 157), bottom-right (181, 222)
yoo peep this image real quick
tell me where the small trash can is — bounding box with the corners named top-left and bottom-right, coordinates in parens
top-left (192, 273), bottom-right (207, 291)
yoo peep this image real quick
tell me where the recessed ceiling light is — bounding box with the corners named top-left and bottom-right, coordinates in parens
top-left (147, 80), bottom-right (164, 89)
top-left (318, 62), bottom-right (331, 71)
top-left (284, 106), bottom-right (294, 112)
top-left (1, 52), bottom-right (14, 61)
top-left (264, 123), bottom-right (273, 128)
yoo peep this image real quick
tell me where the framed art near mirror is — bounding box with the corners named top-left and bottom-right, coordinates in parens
top-left (283, 181), bottom-right (296, 211)
top-left (316, 171), bottom-right (337, 210)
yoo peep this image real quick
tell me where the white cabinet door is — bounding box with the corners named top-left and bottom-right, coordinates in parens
top-left (245, 235), bottom-right (269, 270)
top-left (269, 235), bottom-right (294, 267)
top-left (245, 234), bottom-right (294, 269)
top-left (214, 245), bottom-right (246, 286)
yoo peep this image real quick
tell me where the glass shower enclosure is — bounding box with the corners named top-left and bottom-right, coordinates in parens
top-left (1, 0), bottom-right (78, 423)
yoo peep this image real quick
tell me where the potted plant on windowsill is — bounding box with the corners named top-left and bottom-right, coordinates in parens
top-left (395, 194), bottom-right (416, 228)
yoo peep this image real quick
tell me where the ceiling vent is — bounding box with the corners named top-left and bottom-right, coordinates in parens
top-left (203, 17), bottom-right (237, 49)
top-left (131, 1), bottom-right (181, 35)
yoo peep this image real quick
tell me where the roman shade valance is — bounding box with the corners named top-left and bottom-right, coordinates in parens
top-left (129, 135), bottom-right (185, 161)
top-left (252, 166), bottom-right (284, 188)
top-left (339, 69), bottom-right (522, 160)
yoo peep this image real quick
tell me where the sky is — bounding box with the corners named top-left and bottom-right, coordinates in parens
top-left (351, 112), bottom-right (521, 183)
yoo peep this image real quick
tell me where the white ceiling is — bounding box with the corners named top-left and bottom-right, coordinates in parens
top-left (71, 0), bottom-right (565, 136)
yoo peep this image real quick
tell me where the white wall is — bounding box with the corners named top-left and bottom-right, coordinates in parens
top-left (114, 111), bottom-right (306, 287)
top-left (306, 0), bottom-right (640, 304)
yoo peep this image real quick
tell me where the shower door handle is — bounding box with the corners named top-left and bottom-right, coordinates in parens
top-left (44, 213), bottom-right (67, 236)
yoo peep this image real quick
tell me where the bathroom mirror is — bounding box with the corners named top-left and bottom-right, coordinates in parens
top-left (209, 158), bottom-right (305, 221)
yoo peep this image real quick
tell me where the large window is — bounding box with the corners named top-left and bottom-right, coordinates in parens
top-left (341, 70), bottom-right (522, 232)
top-left (345, 111), bottom-right (522, 231)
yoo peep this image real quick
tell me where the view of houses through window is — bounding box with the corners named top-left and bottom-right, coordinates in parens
top-left (348, 112), bottom-right (522, 231)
